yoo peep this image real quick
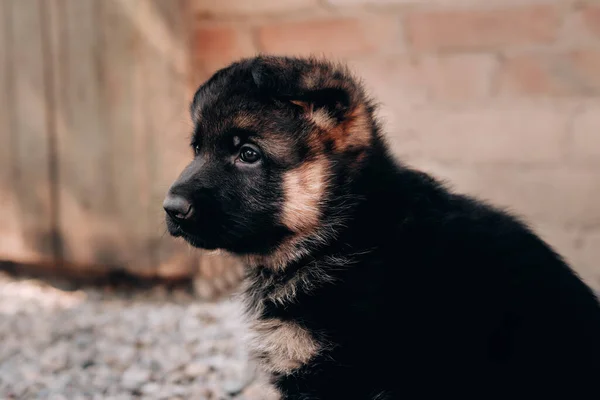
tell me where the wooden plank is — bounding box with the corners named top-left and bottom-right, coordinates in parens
top-left (43, 0), bottom-right (237, 282)
top-left (48, 0), bottom-right (192, 276)
top-left (99, 0), bottom-right (155, 273)
top-left (50, 0), bottom-right (131, 270)
top-left (1, 0), bottom-right (55, 264)
top-left (0, 0), bottom-right (21, 261)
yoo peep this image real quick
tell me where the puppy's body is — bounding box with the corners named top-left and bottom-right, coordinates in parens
top-left (244, 142), bottom-right (600, 399)
top-left (164, 56), bottom-right (600, 399)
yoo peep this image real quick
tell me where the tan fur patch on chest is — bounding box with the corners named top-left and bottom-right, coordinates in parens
top-left (248, 318), bottom-right (321, 375)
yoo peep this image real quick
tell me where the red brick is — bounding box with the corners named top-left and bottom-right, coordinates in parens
top-left (498, 50), bottom-right (600, 97)
top-left (350, 58), bottom-right (426, 100)
top-left (421, 54), bottom-right (498, 101)
top-left (560, 4), bottom-right (600, 45)
top-left (568, 49), bottom-right (600, 92)
top-left (348, 58), bottom-right (429, 132)
top-left (193, 25), bottom-right (256, 77)
top-left (387, 102), bottom-right (572, 163)
top-left (498, 54), bottom-right (577, 96)
top-left (571, 103), bottom-right (600, 163)
top-left (192, 0), bottom-right (318, 16)
top-left (582, 4), bottom-right (600, 37)
top-left (257, 17), bottom-right (402, 58)
top-left (405, 5), bottom-right (560, 52)
top-left (350, 54), bottom-right (496, 113)
top-left (416, 164), bottom-right (600, 229)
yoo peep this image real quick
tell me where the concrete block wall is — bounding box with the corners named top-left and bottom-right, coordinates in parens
top-left (189, 0), bottom-right (600, 289)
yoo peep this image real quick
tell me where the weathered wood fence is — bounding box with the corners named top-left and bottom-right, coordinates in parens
top-left (0, 0), bottom-right (232, 282)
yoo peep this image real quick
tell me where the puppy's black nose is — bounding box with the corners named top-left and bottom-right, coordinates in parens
top-left (163, 194), bottom-right (194, 221)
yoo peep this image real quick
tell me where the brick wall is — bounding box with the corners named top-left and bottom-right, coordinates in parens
top-left (189, 0), bottom-right (600, 289)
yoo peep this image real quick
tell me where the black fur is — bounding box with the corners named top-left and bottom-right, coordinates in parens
top-left (166, 56), bottom-right (600, 399)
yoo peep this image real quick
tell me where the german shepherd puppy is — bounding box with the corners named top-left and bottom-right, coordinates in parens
top-left (164, 55), bottom-right (600, 399)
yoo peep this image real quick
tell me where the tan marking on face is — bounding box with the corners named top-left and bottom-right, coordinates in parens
top-left (345, 103), bottom-right (372, 148)
top-left (248, 318), bottom-right (321, 375)
top-left (281, 158), bottom-right (329, 234)
top-left (239, 148), bottom-right (354, 271)
top-left (233, 113), bottom-right (259, 130)
top-left (302, 108), bottom-right (335, 154)
top-left (232, 113), bottom-right (291, 160)
top-left (259, 133), bottom-right (291, 161)
top-left (310, 108), bottom-right (335, 130)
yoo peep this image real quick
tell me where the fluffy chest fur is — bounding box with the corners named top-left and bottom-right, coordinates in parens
top-left (246, 317), bottom-right (321, 375)
top-left (241, 261), bottom-right (339, 376)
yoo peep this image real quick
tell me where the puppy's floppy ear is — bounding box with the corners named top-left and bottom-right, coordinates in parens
top-left (251, 57), bottom-right (353, 123)
top-left (290, 99), bottom-right (314, 116)
top-left (296, 87), bottom-right (351, 123)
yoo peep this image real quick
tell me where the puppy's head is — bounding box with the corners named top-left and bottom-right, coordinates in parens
top-left (164, 56), bottom-right (377, 266)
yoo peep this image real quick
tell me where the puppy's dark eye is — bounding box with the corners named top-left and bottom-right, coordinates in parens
top-left (239, 145), bottom-right (261, 163)
top-left (194, 144), bottom-right (201, 155)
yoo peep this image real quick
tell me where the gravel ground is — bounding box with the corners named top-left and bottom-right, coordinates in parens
top-left (0, 271), bottom-right (278, 400)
